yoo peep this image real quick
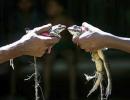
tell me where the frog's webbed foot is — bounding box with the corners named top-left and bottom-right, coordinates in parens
top-left (106, 79), bottom-right (112, 98)
top-left (84, 73), bottom-right (96, 81)
top-left (85, 72), bottom-right (103, 97)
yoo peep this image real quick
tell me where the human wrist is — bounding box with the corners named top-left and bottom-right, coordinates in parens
top-left (17, 39), bottom-right (28, 56)
top-left (9, 40), bottom-right (25, 58)
top-left (0, 40), bottom-right (24, 62)
top-left (103, 32), bottom-right (125, 50)
top-left (101, 32), bottom-right (116, 48)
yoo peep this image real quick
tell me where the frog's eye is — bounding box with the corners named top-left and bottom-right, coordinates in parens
top-left (58, 24), bottom-right (63, 28)
top-left (73, 25), bottom-right (81, 29)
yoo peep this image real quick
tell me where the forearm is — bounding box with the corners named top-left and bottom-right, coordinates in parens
top-left (105, 33), bottom-right (130, 53)
top-left (0, 40), bottom-right (23, 64)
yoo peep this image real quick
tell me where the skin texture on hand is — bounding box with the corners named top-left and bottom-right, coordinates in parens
top-left (21, 24), bottom-right (59, 57)
top-left (72, 22), bottom-right (110, 52)
top-left (0, 24), bottom-right (59, 64)
top-left (73, 22), bottom-right (130, 53)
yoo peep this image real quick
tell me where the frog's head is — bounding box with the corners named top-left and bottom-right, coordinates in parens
top-left (68, 25), bottom-right (82, 37)
top-left (50, 24), bottom-right (66, 38)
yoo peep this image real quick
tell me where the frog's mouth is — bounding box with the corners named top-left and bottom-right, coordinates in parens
top-left (58, 26), bottom-right (66, 31)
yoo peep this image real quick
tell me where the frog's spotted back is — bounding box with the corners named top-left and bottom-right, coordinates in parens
top-left (49, 24), bottom-right (66, 38)
top-left (68, 25), bottom-right (82, 37)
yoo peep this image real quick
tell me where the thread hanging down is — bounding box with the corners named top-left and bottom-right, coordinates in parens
top-left (34, 56), bottom-right (39, 100)
top-left (33, 57), bottom-right (45, 100)
top-left (10, 59), bottom-right (14, 70)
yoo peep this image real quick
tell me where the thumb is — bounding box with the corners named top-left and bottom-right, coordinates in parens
top-left (82, 22), bottom-right (95, 30)
top-left (82, 22), bottom-right (102, 33)
top-left (34, 23), bottom-right (52, 34)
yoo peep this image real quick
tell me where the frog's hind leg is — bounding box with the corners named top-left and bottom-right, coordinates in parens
top-left (87, 72), bottom-right (103, 97)
top-left (97, 50), bottom-right (112, 98)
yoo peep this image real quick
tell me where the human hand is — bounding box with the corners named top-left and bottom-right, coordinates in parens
top-left (72, 22), bottom-right (109, 52)
top-left (19, 24), bottom-right (59, 57)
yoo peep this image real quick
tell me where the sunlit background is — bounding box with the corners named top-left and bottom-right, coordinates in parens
top-left (0, 0), bottom-right (130, 100)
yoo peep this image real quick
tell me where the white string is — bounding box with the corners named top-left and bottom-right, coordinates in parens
top-left (10, 59), bottom-right (14, 70)
top-left (24, 57), bottom-right (45, 100)
top-left (34, 56), bottom-right (39, 100)
top-left (10, 57), bottom-right (43, 100)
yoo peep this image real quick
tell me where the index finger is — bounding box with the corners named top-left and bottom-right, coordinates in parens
top-left (34, 24), bottom-right (52, 34)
